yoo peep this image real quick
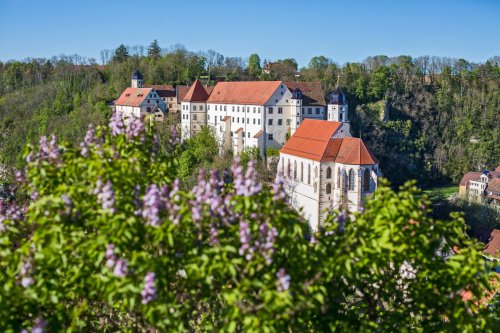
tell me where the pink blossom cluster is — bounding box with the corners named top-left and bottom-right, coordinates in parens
top-left (141, 272), bottom-right (157, 304)
top-left (105, 244), bottom-right (128, 277)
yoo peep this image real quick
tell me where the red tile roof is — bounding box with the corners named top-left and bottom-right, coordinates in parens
top-left (487, 177), bottom-right (500, 193)
top-left (285, 81), bottom-right (326, 106)
top-left (484, 229), bottom-right (500, 256)
top-left (280, 119), bottom-right (378, 164)
top-left (235, 127), bottom-right (243, 133)
top-left (176, 85), bottom-right (190, 102)
top-left (459, 172), bottom-right (481, 186)
top-left (182, 80), bottom-right (209, 102)
top-left (115, 88), bottom-right (153, 107)
top-left (207, 81), bottom-right (282, 105)
top-left (222, 116), bottom-right (231, 121)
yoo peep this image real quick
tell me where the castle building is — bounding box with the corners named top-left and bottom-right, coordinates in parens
top-left (114, 70), bottom-right (167, 121)
top-left (180, 79), bottom-right (349, 155)
top-left (459, 167), bottom-right (500, 207)
top-left (279, 119), bottom-right (380, 230)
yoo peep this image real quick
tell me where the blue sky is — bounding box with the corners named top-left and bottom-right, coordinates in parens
top-left (0, 0), bottom-right (499, 67)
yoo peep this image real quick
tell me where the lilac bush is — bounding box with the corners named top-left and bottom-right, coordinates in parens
top-left (0, 115), bottom-right (496, 332)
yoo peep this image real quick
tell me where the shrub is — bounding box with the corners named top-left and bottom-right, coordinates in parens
top-left (0, 116), bottom-right (497, 332)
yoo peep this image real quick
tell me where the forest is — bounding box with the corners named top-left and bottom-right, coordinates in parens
top-left (0, 41), bottom-right (499, 188)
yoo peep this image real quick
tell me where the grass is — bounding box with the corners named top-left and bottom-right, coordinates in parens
top-left (421, 185), bottom-right (458, 201)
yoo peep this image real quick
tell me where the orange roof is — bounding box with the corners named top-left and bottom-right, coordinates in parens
top-left (488, 177), bottom-right (500, 193)
top-left (176, 85), bottom-right (190, 102)
top-left (459, 172), bottom-right (481, 186)
top-left (115, 88), bottom-right (153, 107)
top-left (281, 119), bottom-right (378, 164)
top-left (183, 80), bottom-right (209, 102)
top-left (484, 229), bottom-right (500, 256)
top-left (205, 86), bottom-right (215, 95)
top-left (207, 81), bottom-right (282, 105)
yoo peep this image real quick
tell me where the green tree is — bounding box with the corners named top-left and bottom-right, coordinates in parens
top-left (147, 39), bottom-right (161, 60)
top-left (112, 44), bottom-right (129, 63)
top-left (247, 53), bottom-right (261, 77)
top-left (308, 55), bottom-right (331, 72)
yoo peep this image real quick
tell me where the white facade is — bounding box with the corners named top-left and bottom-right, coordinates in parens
top-left (181, 102), bottom-right (207, 141)
top-left (115, 89), bottom-right (166, 121)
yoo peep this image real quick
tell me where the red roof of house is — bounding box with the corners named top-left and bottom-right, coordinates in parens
top-left (484, 229), bottom-right (500, 256)
top-left (115, 88), bottom-right (153, 107)
top-left (182, 80), bottom-right (209, 102)
top-left (280, 119), bottom-right (378, 164)
top-left (207, 81), bottom-right (282, 105)
top-left (176, 85), bottom-right (190, 102)
top-left (459, 172), bottom-right (481, 186)
top-left (487, 177), bottom-right (500, 193)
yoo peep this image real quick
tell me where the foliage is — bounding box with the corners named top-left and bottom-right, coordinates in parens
top-left (247, 54), bottom-right (261, 77)
top-left (147, 40), bottom-right (161, 60)
top-left (0, 119), bottom-right (497, 331)
top-left (112, 44), bottom-right (130, 63)
top-left (265, 147), bottom-right (280, 158)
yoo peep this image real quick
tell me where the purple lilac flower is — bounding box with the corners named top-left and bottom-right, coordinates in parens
top-left (126, 117), bottom-right (145, 140)
top-left (80, 124), bottom-right (95, 157)
top-left (169, 125), bottom-right (179, 145)
top-left (276, 268), bottom-right (291, 292)
top-left (113, 259), bottom-right (128, 277)
top-left (336, 212), bottom-right (346, 233)
top-left (141, 272), bottom-right (157, 304)
top-left (20, 258), bottom-right (34, 288)
top-left (105, 243), bottom-right (116, 268)
top-left (272, 175), bottom-right (286, 201)
top-left (0, 201), bottom-right (23, 231)
top-left (239, 221), bottom-right (254, 261)
top-left (209, 225), bottom-right (219, 246)
top-left (232, 159), bottom-right (262, 196)
top-left (109, 112), bottom-right (125, 136)
top-left (15, 170), bottom-right (27, 183)
top-left (95, 179), bottom-right (116, 213)
top-left (35, 135), bottom-right (60, 163)
top-left (142, 184), bottom-right (164, 226)
top-left (31, 317), bottom-right (47, 333)
top-left (258, 222), bottom-right (278, 264)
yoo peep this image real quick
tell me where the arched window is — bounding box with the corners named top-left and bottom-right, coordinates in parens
top-left (281, 157), bottom-right (284, 175)
top-left (308, 164), bottom-right (311, 184)
top-left (348, 169), bottom-right (355, 191)
top-left (300, 162), bottom-right (304, 182)
top-left (326, 183), bottom-right (332, 194)
top-left (326, 167), bottom-right (332, 179)
top-left (294, 161), bottom-right (297, 180)
top-left (287, 160), bottom-right (291, 178)
top-left (363, 169), bottom-right (371, 192)
top-left (337, 167), bottom-right (341, 189)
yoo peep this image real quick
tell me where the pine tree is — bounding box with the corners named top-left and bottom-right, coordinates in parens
top-left (112, 44), bottom-right (129, 63)
top-left (148, 39), bottom-right (161, 59)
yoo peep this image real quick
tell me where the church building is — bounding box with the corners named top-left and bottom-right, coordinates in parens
top-left (279, 119), bottom-right (380, 230)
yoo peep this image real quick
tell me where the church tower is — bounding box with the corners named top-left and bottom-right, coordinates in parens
top-left (326, 87), bottom-right (348, 123)
top-left (131, 69), bottom-right (144, 88)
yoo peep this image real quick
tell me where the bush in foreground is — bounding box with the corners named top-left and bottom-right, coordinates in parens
top-left (0, 117), bottom-right (497, 332)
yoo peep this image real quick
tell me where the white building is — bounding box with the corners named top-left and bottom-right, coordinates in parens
top-left (279, 119), bottom-right (380, 230)
top-left (114, 70), bottom-right (167, 121)
top-left (181, 80), bottom-right (349, 156)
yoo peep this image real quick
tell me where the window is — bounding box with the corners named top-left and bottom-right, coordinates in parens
top-left (193, 114), bottom-right (197, 121)
top-left (278, 107), bottom-right (283, 114)
top-left (308, 108), bottom-right (312, 114)
top-left (281, 91), bottom-right (284, 95)
top-left (232, 106), bottom-right (235, 111)
top-left (200, 105), bottom-right (204, 111)
top-left (224, 106), bottom-right (227, 111)
top-left (220, 115), bottom-right (223, 120)
top-left (215, 105), bottom-right (218, 111)
top-left (286, 119), bottom-right (291, 125)
top-left (326, 183), bottom-right (332, 194)
top-left (247, 107), bottom-right (250, 112)
top-left (232, 118), bottom-right (234, 123)
top-left (237, 117), bottom-right (240, 123)
top-left (247, 118), bottom-right (249, 124)
top-left (237, 106), bottom-right (240, 112)
top-left (278, 119), bottom-right (282, 125)
top-left (340, 114), bottom-right (343, 121)
top-left (326, 167), bottom-right (332, 179)
top-left (348, 169), bottom-right (355, 191)
top-left (207, 115), bottom-right (210, 120)
top-left (281, 157), bottom-right (284, 175)
top-left (294, 161), bottom-right (297, 180)
top-left (193, 106), bottom-right (197, 111)
top-left (268, 134), bottom-right (274, 141)
top-left (253, 119), bottom-right (256, 124)
top-left (258, 119), bottom-right (261, 125)
top-left (269, 107), bottom-right (273, 114)
top-left (287, 160), bottom-right (290, 177)
top-left (302, 108), bottom-right (305, 114)
top-left (169, 104), bottom-right (172, 108)
top-left (308, 164), bottom-right (311, 184)
top-left (363, 169), bottom-right (371, 192)
top-left (253, 107), bottom-right (256, 113)
top-left (315, 108), bottom-right (320, 114)
top-left (258, 108), bottom-right (261, 113)
top-left (268, 119), bottom-right (273, 125)
top-left (247, 132), bottom-right (250, 138)
top-left (300, 162), bottom-right (304, 182)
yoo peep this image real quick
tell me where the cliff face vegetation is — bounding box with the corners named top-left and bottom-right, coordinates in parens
top-left (0, 47), bottom-right (499, 188)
